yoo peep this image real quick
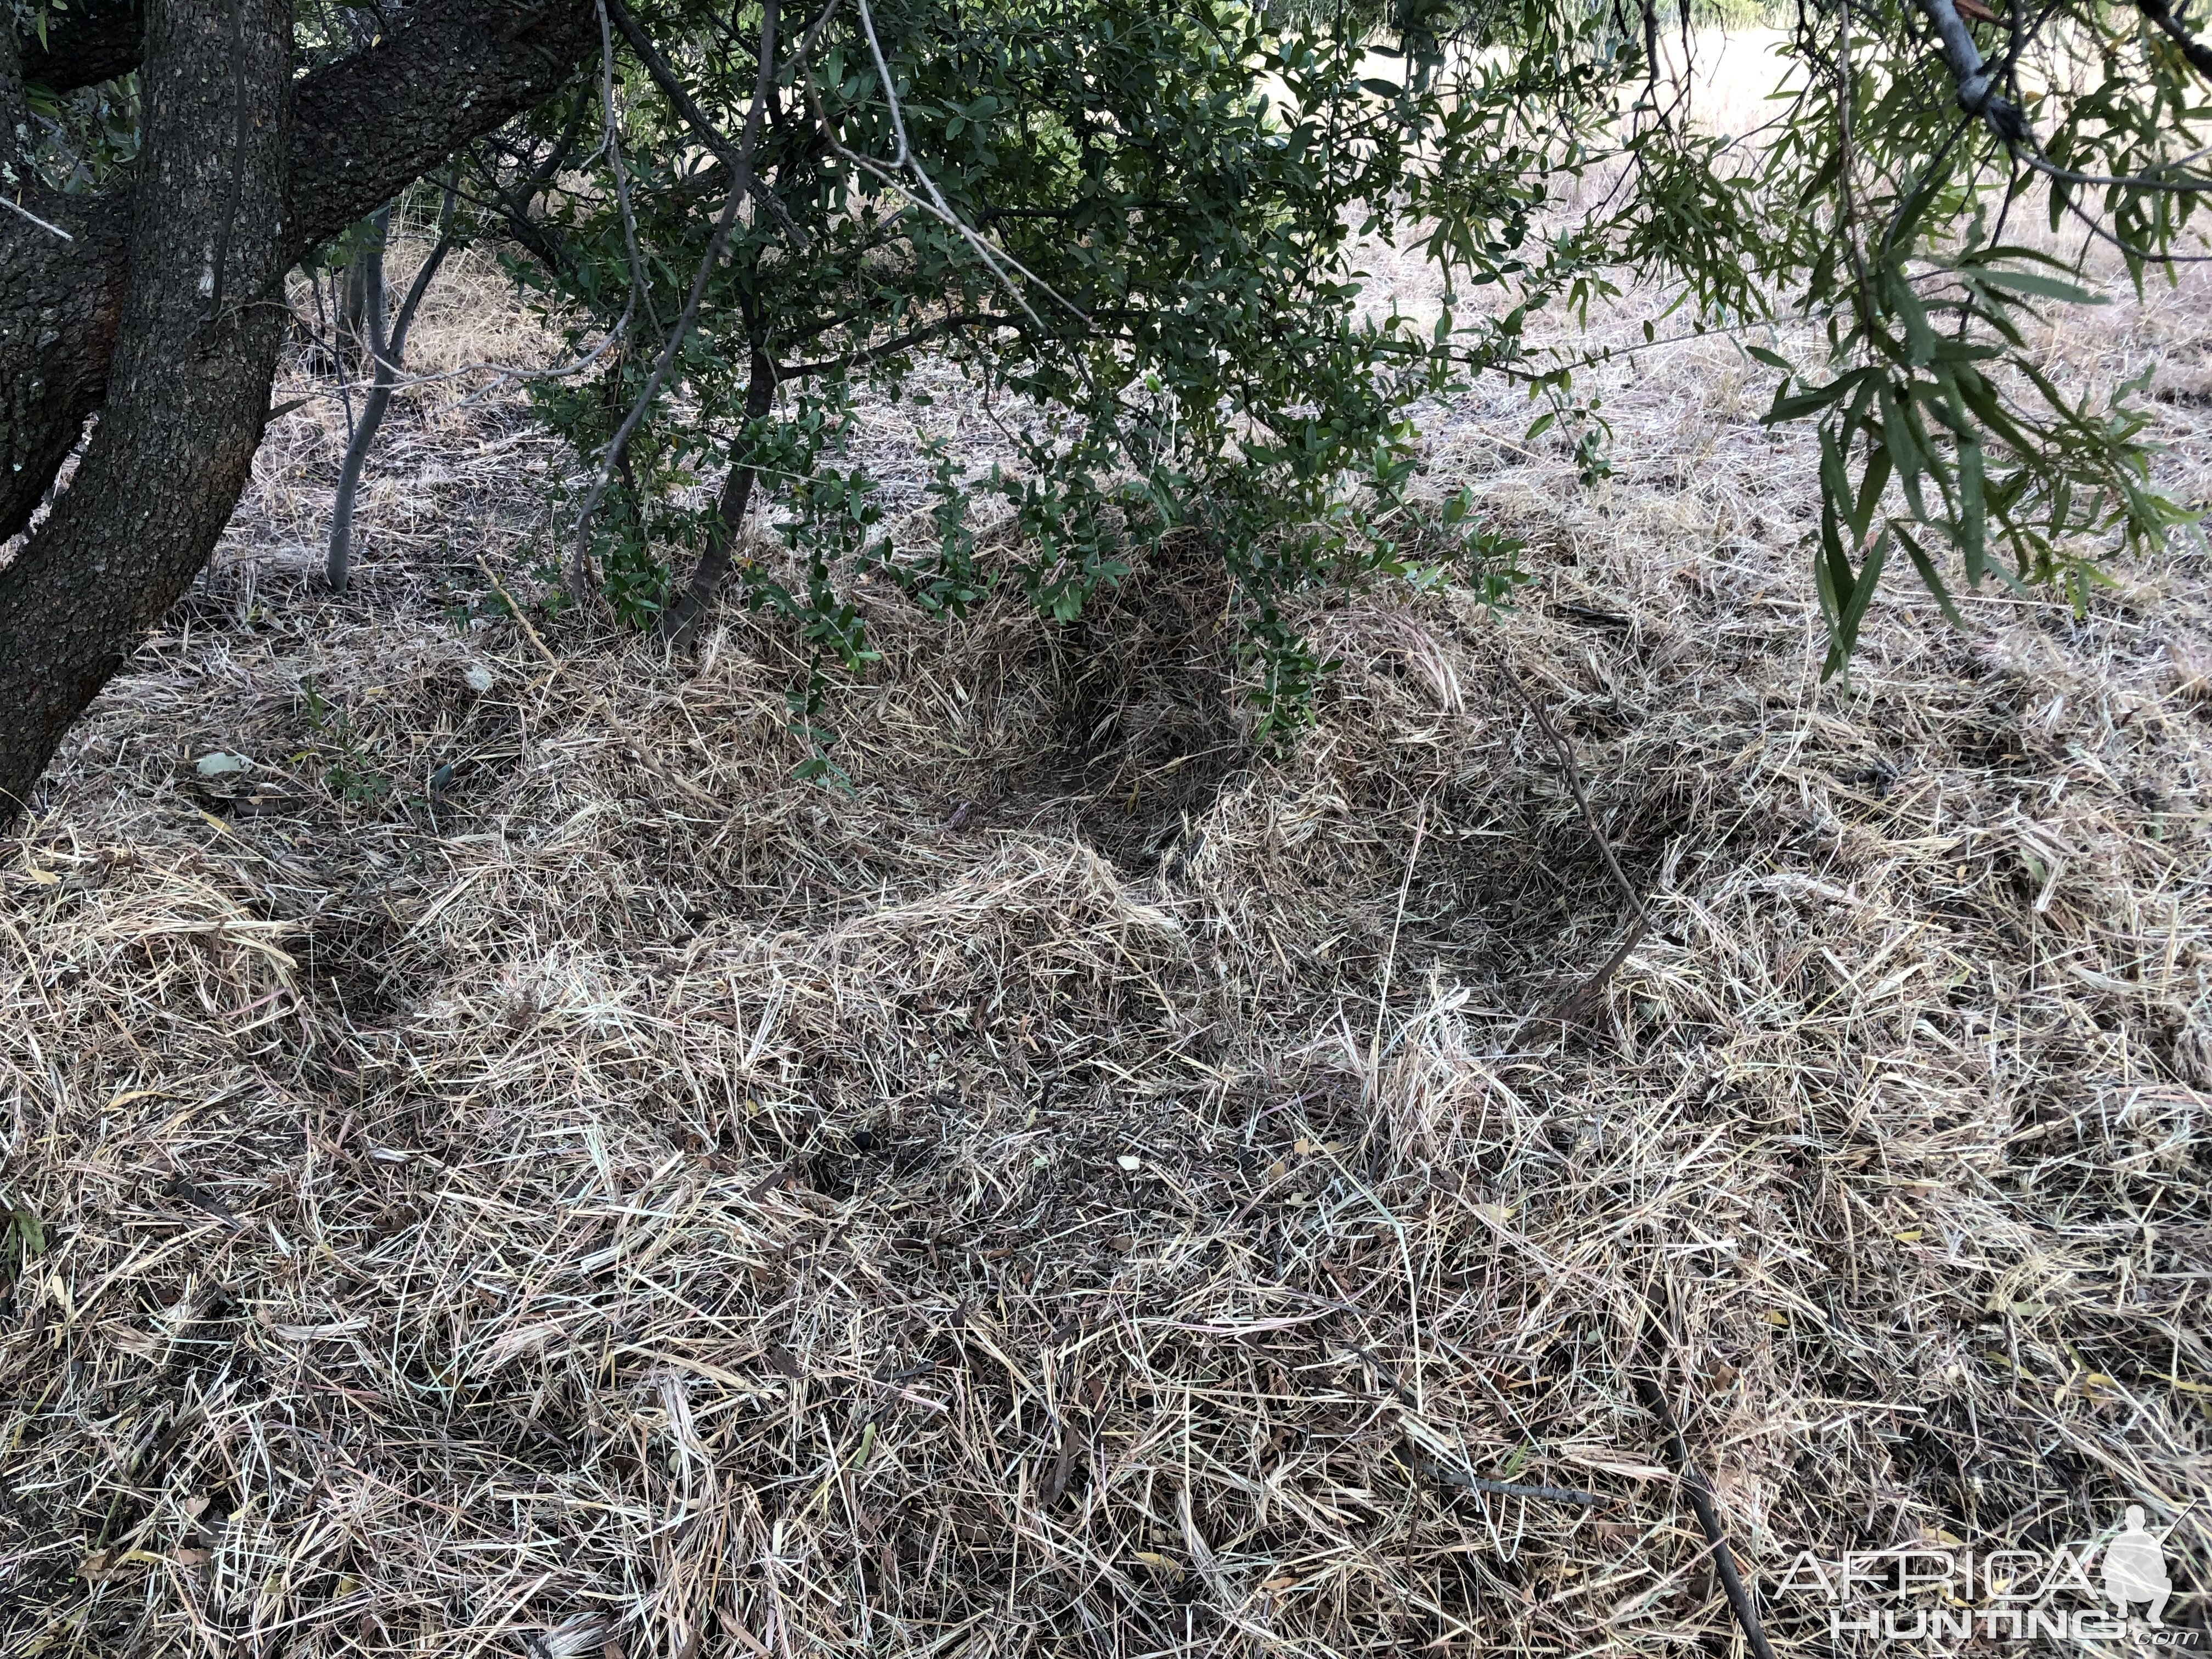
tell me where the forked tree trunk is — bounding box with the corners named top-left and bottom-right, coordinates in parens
top-left (334, 228), bottom-right (385, 376)
top-left (329, 189), bottom-right (459, 591)
top-left (0, 0), bottom-right (599, 549)
top-left (0, 0), bottom-right (295, 816)
top-left (328, 207), bottom-right (392, 590)
top-left (0, 0), bottom-right (597, 823)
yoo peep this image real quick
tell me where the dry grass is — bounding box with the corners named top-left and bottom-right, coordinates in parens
top-left (5, 194), bottom-right (2212, 1659)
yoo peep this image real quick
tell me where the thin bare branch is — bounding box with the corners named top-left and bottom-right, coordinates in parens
top-left (2135, 0), bottom-right (2212, 80)
top-left (1634, 1316), bottom-right (1778, 1659)
top-left (0, 193), bottom-right (72, 240)
top-left (801, 0), bottom-right (1091, 329)
top-left (569, 0), bottom-right (783, 585)
top-left (603, 0), bottom-right (811, 246)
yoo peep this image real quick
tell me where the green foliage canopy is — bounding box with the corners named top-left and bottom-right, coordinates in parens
top-left (484, 0), bottom-right (1620, 766)
top-left (27, 0), bottom-right (2210, 753)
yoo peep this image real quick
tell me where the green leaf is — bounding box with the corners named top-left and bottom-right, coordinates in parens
top-left (1884, 264), bottom-right (1937, 368)
top-left (1958, 438), bottom-right (1987, 588)
top-left (1823, 527), bottom-right (1891, 678)
top-left (1767, 378), bottom-right (1857, 424)
top-left (1877, 382), bottom-right (1927, 520)
top-left (1852, 443), bottom-right (1892, 545)
top-left (1970, 267), bottom-right (2105, 305)
top-left (1894, 526), bottom-right (1966, 628)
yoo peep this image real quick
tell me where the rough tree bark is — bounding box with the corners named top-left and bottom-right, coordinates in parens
top-left (0, 172), bottom-right (128, 549)
top-left (0, 0), bottom-right (297, 812)
top-left (0, 0), bottom-right (596, 820)
top-left (20, 0), bottom-right (144, 92)
top-left (2, 22), bottom-right (30, 149)
top-left (0, 0), bottom-right (597, 544)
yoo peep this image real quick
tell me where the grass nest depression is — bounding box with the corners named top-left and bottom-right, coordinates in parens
top-left (4, 249), bottom-right (2212, 1658)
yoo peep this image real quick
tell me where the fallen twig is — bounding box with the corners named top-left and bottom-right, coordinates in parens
top-left (1, 194), bottom-right (72, 239)
top-left (475, 553), bottom-right (565, 679)
top-left (1633, 1362), bottom-right (1777, 1659)
top-left (164, 1176), bottom-right (247, 1232)
top-left (1500, 659), bottom-right (1653, 1023)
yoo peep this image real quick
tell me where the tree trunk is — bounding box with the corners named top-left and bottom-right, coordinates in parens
top-left (0, 0), bottom-right (596, 544)
top-left (328, 190), bottom-right (459, 591)
top-left (656, 351), bottom-right (777, 645)
top-left (0, 0), bottom-right (597, 822)
top-left (0, 0), bottom-right (295, 818)
top-left (327, 208), bottom-right (391, 588)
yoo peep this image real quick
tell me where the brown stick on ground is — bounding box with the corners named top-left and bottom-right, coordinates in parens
top-left (1499, 660), bottom-right (1653, 1022)
top-left (1633, 1358), bottom-right (1778, 1659)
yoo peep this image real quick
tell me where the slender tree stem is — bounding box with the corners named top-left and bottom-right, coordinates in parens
top-left (658, 349), bottom-right (777, 644)
top-left (328, 183), bottom-right (460, 592)
top-left (571, 0), bottom-right (780, 596)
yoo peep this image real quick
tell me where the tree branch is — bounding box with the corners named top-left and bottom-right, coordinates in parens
top-left (656, 346), bottom-right (776, 642)
top-left (2017, 146), bottom-right (2212, 191)
top-left (286, 0), bottom-right (597, 262)
top-left (17, 0), bottom-right (142, 93)
top-left (2135, 0), bottom-right (2212, 80)
top-left (1912, 2), bottom-right (2212, 214)
top-left (774, 309), bottom-right (1023, 378)
top-left (1500, 662), bottom-right (1652, 1028)
top-left (1, 0), bottom-right (596, 543)
top-left (569, 0), bottom-right (780, 575)
top-left (604, 0), bottom-right (810, 244)
top-left (1913, 0), bottom-right (2027, 142)
top-left (1634, 1300), bottom-right (1779, 1659)
top-left (603, 0), bottom-right (741, 167)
